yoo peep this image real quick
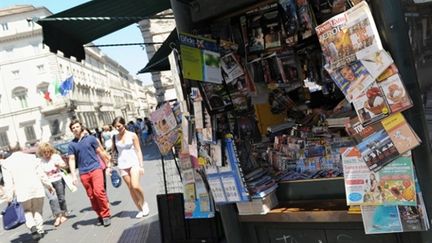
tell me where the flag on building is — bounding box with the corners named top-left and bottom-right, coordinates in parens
top-left (59, 75), bottom-right (74, 96)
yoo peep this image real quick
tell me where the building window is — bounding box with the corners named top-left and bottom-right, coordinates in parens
top-left (37, 82), bottom-right (50, 104)
top-left (24, 126), bottom-right (36, 142)
top-left (0, 131), bottom-right (9, 148)
top-left (12, 87), bottom-right (28, 108)
top-left (50, 119), bottom-right (60, 136)
top-left (1, 23), bottom-right (8, 31)
top-left (36, 64), bottom-right (45, 73)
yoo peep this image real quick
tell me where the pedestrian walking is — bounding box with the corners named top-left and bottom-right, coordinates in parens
top-left (101, 125), bottom-right (114, 152)
top-left (1, 147), bottom-right (55, 240)
top-left (37, 142), bottom-right (69, 227)
top-left (112, 116), bottom-right (149, 218)
top-left (67, 119), bottom-right (112, 227)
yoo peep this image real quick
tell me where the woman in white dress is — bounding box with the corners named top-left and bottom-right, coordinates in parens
top-left (112, 116), bottom-right (149, 218)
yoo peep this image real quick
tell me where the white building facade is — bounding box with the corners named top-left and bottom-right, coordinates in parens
top-left (0, 5), bottom-right (150, 149)
top-left (138, 10), bottom-right (179, 105)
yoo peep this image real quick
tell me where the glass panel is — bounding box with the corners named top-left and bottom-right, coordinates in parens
top-left (402, 1), bottom-right (432, 147)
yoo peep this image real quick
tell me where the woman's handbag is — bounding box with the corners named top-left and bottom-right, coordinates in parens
top-left (1, 198), bottom-right (26, 230)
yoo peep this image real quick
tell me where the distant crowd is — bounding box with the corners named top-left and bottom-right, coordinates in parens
top-left (0, 116), bottom-right (153, 241)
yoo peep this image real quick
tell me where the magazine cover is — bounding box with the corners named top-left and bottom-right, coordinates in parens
top-left (379, 74), bottom-right (413, 113)
top-left (247, 13), bottom-right (265, 53)
top-left (345, 1), bottom-right (383, 60)
top-left (377, 64), bottom-right (399, 82)
top-left (150, 102), bottom-right (178, 136)
top-left (361, 197), bottom-right (429, 235)
top-left (361, 205), bottom-right (404, 234)
top-left (154, 127), bottom-right (181, 156)
top-left (327, 61), bottom-right (374, 102)
top-left (278, 0), bottom-right (299, 46)
top-left (199, 82), bottom-right (233, 114)
top-left (221, 53), bottom-right (244, 83)
top-left (277, 51), bottom-right (300, 84)
top-left (316, 11), bottom-right (355, 70)
top-left (262, 5), bottom-right (282, 50)
top-left (381, 112), bottom-right (420, 154)
top-left (296, 0), bottom-right (316, 40)
top-left (352, 83), bottom-right (390, 126)
top-left (179, 33), bottom-right (223, 84)
top-left (360, 50), bottom-right (393, 80)
top-left (345, 113), bottom-right (421, 172)
top-left (342, 148), bottom-right (416, 206)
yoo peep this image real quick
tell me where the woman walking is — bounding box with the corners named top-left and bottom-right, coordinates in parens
top-left (1, 147), bottom-right (54, 240)
top-left (37, 143), bottom-right (69, 227)
top-left (112, 116), bottom-right (149, 218)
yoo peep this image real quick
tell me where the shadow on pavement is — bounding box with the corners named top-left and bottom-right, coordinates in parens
top-left (10, 232), bottom-right (34, 243)
top-left (112, 210), bottom-right (138, 219)
top-left (79, 206), bottom-right (93, 213)
top-left (71, 218), bottom-right (99, 230)
top-left (117, 214), bottom-right (161, 243)
top-left (110, 200), bottom-right (122, 206)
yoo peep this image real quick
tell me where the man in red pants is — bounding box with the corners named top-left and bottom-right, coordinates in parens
top-left (68, 119), bottom-right (112, 226)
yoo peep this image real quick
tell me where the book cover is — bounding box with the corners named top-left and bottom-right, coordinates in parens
top-left (247, 14), bottom-right (265, 53)
top-left (262, 6), bottom-right (282, 50)
top-left (278, 0), bottom-right (299, 46)
top-left (296, 0), bottom-right (316, 39)
top-left (379, 74), bottom-right (413, 114)
top-left (352, 83), bottom-right (390, 126)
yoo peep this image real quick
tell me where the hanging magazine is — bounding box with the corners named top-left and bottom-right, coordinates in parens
top-left (341, 147), bottom-right (416, 206)
top-left (345, 113), bottom-right (421, 172)
top-left (316, 1), bottom-right (383, 71)
top-left (352, 83), bottom-right (390, 126)
top-left (325, 61), bottom-right (374, 102)
top-left (378, 73), bottom-right (413, 114)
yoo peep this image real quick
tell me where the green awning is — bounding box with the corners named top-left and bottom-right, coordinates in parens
top-left (138, 28), bottom-right (178, 74)
top-left (37, 0), bottom-right (171, 62)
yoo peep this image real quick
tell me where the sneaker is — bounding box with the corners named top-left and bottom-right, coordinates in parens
top-left (142, 202), bottom-right (150, 217)
top-left (96, 217), bottom-right (103, 226)
top-left (135, 211), bottom-right (145, 218)
top-left (102, 217), bottom-right (111, 227)
top-left (30, 226), bottom-right (42, 240)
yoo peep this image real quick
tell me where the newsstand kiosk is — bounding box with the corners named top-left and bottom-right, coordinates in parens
top-left (167, 0), bottom-right (432, 242)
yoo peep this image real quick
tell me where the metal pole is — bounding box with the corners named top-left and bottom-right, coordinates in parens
top-left (370, 1), bottom-right (432, 242)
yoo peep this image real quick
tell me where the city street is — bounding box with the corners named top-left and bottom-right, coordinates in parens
top-left (0, 142), bottom-right (167, 243)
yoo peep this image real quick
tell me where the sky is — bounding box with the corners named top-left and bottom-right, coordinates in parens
top-left (0, 0), bottom-right (152, 84)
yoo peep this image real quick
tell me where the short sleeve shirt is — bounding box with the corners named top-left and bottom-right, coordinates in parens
top-left (68, 135), bottom-right (100, 174)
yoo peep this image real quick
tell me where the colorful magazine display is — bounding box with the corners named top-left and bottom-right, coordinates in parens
top-left (346, 113), bottom-right (421, 172)
top-left (341, 147), bottom-right (416, 206)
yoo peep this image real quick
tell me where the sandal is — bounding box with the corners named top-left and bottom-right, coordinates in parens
top-left (54, 217), bottom-right (62, 227)
top-left (60, 216), bottom-right (68, 224)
